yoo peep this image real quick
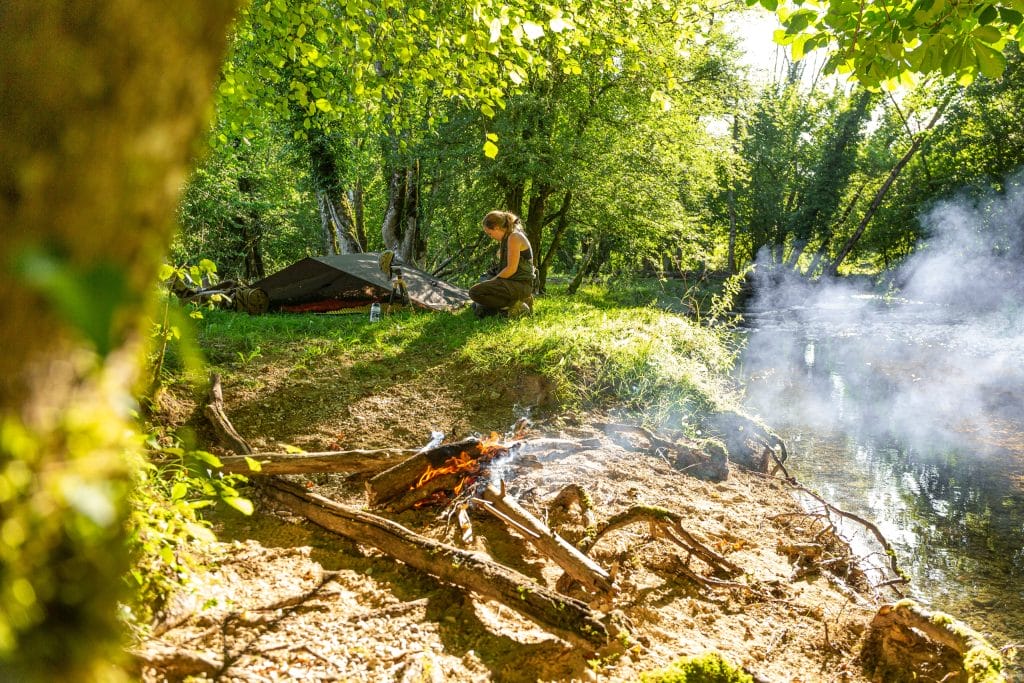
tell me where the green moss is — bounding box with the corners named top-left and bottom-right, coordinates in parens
top-left (640, 651), bottom-right (754, 683)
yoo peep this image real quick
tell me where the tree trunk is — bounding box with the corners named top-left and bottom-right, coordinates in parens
top-left (524, 184), bottom-right (552, 287)
top-left (504, 181), bottom-right (525, 218)
top-left (829, 95), bottom-right (952, 276)
top-left (0, 2), bottom-right (238, 679)
top-left (567, 239), bottom-right (600, 295)
top-left (237, 176), bottom-right (265, 280)
top-left (538, 190), bottom-right (573, 293)
top-left (310, 134), bottom-right (361, 254)
top-left (727, 115), bottom-right (740, 274)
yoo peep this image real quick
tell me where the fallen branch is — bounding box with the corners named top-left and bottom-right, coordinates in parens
top-left (204, 373), bottom-right (252, 455)
top-left (218, 448), bottom-right (419, 476)
top-left (792, 484), bottom-right (906, 586)
top-left (264, 477), bottom-right (626, 651)
top-left (478, 484), bottom-right (616, 596)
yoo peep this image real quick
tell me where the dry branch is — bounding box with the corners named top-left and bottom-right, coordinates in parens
top-left (218, 448), bottom-right (419, 476)
top-left (204, 373), bottom-right (252, 455)
top-left (478, 484), bottom-right (615, 595)
top-left (264, 478), bottom-right (626, 651)
top-left (589, 505), bottom-right (741, 578)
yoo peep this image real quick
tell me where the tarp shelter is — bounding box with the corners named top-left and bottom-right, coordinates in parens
top-left (252, 253), bottom-right (470, 312)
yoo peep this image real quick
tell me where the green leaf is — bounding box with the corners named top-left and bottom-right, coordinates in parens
top-left (977, 4), bottom-right (999, 24)
top-left (999, 7), bottom-right (1024, 24)
top-left (224, 496), bottom-right (254, 516)
top-left (971, 25), bottom-right (1002, 43)
top-left (190, 450), bottom-right (223, 468)
top-left (483, 140), bottom-right (499, 158)
top-left (315, 98), bottom-right (332, 112)
top-left (244, 457), bottom-right (263, 473)
top-left (975, 40), bottom-right (1007, 77)
top-left (170, 482), bottom-right (188, 501)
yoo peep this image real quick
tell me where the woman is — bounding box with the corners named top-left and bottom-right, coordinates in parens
top-left (469, 210), bottom-right (535, 318)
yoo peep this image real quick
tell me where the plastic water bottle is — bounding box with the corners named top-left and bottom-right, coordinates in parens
top-left (369, 302), bottom-right (381, 322)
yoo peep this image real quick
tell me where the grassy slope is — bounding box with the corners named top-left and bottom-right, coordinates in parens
top-left (170, 280), bottom-right (745, 448)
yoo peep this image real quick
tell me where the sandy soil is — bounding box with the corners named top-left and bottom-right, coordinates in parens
top-left (136, 361), bottom-right (988, 682)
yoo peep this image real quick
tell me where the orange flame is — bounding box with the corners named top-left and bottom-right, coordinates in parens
top-left (411, 434), bottom-right (512, 503)
top-left (417, 450), bottom-right (480, 488)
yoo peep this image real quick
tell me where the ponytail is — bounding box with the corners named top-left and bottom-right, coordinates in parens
top-left (483, 210), bottom-right (521, 237)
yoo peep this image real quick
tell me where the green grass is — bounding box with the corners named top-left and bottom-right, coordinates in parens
top-left (182, 280), bottom-right (743, 425)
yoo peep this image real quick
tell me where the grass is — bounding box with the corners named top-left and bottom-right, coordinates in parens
top-left (176, 279), bottom-right (745, 428)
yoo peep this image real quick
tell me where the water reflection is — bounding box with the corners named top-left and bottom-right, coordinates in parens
top-left (738, 298), bottom-right (1024, 658)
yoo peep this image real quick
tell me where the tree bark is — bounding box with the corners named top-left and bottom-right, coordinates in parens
top-left (218, 448), bottom-right (419, 476)
top-left (538, 190), bottom-right (572, 293)
top-left (479, 485), bottom-right (615, 595)
top-left (0, 1), bottom-right (238, 678)
top-left (264, 478), bottom-right (625, 651)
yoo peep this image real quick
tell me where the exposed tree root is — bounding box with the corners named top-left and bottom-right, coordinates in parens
top-left (586, 505), bottom-right (742, 578)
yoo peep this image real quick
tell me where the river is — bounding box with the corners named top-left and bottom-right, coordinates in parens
top-left (736, 288), bottom-right (1024, 668)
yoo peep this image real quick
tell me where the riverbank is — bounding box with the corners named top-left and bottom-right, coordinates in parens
top-left (135, 287), bottom-right (1007, 680)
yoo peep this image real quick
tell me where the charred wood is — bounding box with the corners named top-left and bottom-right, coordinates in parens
top-left (365, 438), bottom-right (486, 507)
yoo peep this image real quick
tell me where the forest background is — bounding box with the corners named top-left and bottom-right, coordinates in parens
top-left (2, 0), bottom-right (1023, 680)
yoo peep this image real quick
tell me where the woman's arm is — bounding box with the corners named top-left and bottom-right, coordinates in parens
top-left (495, 233), bottom-right (526, 279)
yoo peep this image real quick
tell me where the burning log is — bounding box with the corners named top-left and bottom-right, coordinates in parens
top-left (479, 484), bottom-right (616, 596)
top-left (216, 447), bottom-right (419, 477)
top-left (587, 505), bottom-right (742, 579)
top-left (365, 437), bottom-right (499, 508)
top-left (204, 373), bottom-right (252, 455)
top-left (386, 472), bottom-right (467, 513)
top-left (264, 477), bottom-right (628, 651)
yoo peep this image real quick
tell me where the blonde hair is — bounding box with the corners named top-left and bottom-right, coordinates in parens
top-left (482, 210), bottom-right (521, 237)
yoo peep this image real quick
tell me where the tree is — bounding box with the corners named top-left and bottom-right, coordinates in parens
top-left (754, 0), bottom-right (1024, 87)
top-left (0, 2), bottom-right (238, 679)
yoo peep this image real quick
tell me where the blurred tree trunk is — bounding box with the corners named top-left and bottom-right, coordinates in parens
top-left (0, 1), bottom-right (237, 680)
top-left (237, 176), bottom-right (266, 280)
top-left (381, 164), bottom-right (425, 265)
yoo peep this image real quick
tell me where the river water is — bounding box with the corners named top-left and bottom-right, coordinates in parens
top-left (736, 290), bottom-right (1024, 664)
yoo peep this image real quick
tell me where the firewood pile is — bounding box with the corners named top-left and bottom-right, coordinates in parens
top-left (186, 377), bottom-right (1000, 682)
top-left (202, 376), bottom-right (791, 654)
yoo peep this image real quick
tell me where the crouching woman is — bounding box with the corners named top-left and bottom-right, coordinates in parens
top-left (469, 210), bottom-right (535, 318)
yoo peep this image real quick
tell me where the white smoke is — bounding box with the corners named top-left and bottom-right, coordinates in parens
top-left (741, 170), bottom-right (1024, 454)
